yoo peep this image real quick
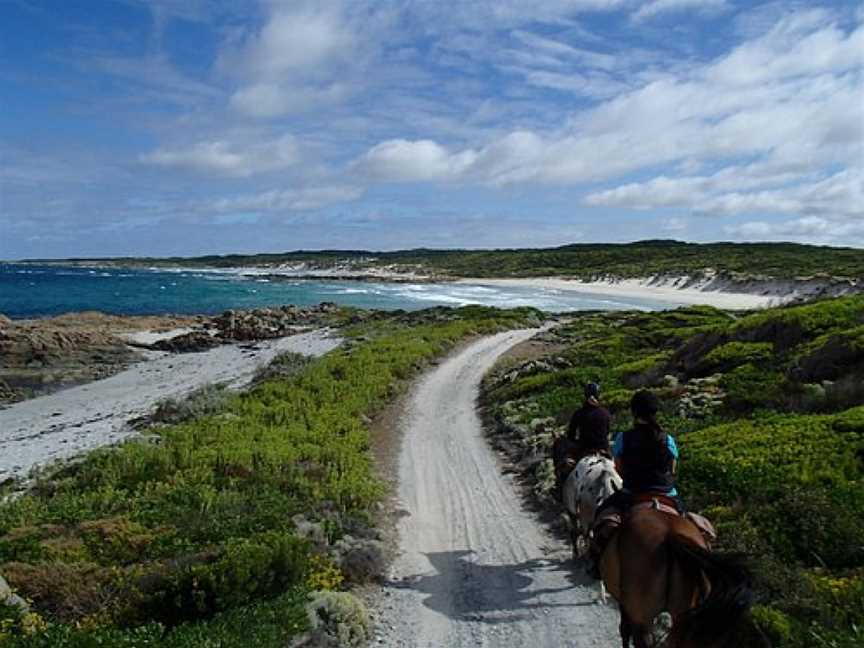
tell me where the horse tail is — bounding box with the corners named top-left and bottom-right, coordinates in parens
top-left (666, 534), bottom-right (753, 647)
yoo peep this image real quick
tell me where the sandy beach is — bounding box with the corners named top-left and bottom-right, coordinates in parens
top-left (458, 277), bottom-right (786, 310)
top-left (0, 328), bottom-right (341, 483)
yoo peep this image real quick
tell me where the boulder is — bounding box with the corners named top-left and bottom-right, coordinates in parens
top-left (0, 573), bottom-right (30, 613)
top-left (151, 331), bottom-right (221, 353)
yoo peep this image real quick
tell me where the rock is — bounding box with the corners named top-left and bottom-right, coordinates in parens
top-left (529, 417), bottom-right (555, 433)
top-left (151, 331), bottom-right (221, 353)
top-left (0, 314), bottom-right (12, 328)
top-left (0, 573), bottom-right (30, 614)
top-left (0, 378), bottom-right (17, 402)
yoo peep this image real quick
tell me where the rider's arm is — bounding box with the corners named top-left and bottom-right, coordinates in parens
top-left (668, 435), bottom-right (679, 474)
top-left (567, 408), bottom-right (582, 441)
top-left (612, 432), bottom-right (623, 474)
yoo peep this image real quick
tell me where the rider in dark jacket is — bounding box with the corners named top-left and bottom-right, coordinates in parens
top-left (552, 383), bottom-right (611, 500)
top-left (568, 382), bottom-right (612, 459)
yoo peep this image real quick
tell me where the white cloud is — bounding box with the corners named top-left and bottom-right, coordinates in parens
top-left (357, 139), bottom-right (478, 181)
top-left (202, 185), bottom-right (364, 212)
top-left (403, 1), bottom-right (628, 31)
top-left (585, 169), bottom-right (863, 218)
top-left (706, 9), bottom-right (863, 86)
top-left (726, 216), bottom-right (864, 246)
top-left (633, 0), bottom-right (730, 22)
top-left (141, 135), bottom-right (299, 176)
top-left (352, 9), bottom-right (863, 220)
top-left (230, 6), bottom-right (354, 78)
top-left (229, 82), bottom-right (350, 118)
top-left (221, 3), bottom-right (369, 117)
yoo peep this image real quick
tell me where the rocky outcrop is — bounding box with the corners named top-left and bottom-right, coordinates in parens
top-left (0, 319), bottom-right (140, 404)
top-left (0, 312), bottom-right (200, 404)
top-left (150, 331), bottom-right (221, 353)
top-left (214, 303), bottom-right (339, 341)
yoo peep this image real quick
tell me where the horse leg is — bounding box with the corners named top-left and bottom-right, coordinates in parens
top-left (631, 626), bottom-right (652, 648)
top-left (567, 511), bottom-right (581, 561)
top-left (619, 610), bottom-right (633, 648)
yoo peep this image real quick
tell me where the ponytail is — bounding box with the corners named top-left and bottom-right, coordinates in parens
top-left (631, 390), bottom-right (666, 453)
top-left (648, 414), bottom-right (667, 454)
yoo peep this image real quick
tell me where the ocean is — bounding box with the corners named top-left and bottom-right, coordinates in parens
top-left (0, 264), bottom-right (679, 318)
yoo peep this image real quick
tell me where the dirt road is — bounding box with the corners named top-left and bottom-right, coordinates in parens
top-left (373, 329), bottom-right (619, 647)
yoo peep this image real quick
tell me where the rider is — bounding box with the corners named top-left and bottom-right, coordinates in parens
top-left (568, 382), bottom-right (612, 461)
top-left (587, 390), bottom-right (682, 577)
top-left (552, 382), bottom-right (611, 500)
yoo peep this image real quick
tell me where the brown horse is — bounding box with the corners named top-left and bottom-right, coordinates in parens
top-left (600, 508), bottom-right (752, 648)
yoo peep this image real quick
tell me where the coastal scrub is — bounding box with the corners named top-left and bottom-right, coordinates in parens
top-left (0, 305), bottom-right (541, 646)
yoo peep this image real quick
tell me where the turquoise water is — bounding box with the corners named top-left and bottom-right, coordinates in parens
top-left (0, 264), bottom-right (680, 318)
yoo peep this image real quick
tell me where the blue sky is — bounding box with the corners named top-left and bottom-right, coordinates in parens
top-left (1, 0), bottom-right (861, 259)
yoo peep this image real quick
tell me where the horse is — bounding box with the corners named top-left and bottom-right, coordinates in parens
top-left (561, 453), bottom-right (622, 560)
top-left (599, 505), bottom-right (752, 648)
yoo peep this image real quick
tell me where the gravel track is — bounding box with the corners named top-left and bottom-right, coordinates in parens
top-left (373, 329), bottom-right (619, 647)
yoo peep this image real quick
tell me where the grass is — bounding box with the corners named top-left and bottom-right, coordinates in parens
top-left (0, 305), bottom-right (541, 646)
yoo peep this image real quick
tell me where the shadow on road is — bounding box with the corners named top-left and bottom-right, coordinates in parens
top-left (386, 549), bottom-right (600, 624)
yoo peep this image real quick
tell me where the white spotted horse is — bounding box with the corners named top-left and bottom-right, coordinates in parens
top-left (562, 453), bottom-right (622, 561)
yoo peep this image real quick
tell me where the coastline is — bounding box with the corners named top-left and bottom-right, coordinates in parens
top-left (456, 276), bottom-right (786, 310)
top-left (0, 328), bottom-right (341, 484)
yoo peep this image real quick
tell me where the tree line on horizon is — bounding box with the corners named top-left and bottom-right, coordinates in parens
top-left (17, 240), bottom-right (864, 281)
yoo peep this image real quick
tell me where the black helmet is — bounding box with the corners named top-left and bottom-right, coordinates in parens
top-left (584, 382), bottom-right (601, 399)
top-left (630, 390), bottom-right (659, 417)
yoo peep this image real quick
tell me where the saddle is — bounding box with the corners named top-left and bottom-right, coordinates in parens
top-left (593, 493), bottom-right (717, 547)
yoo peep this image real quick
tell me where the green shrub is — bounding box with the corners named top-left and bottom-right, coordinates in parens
top-left (754, 488), bottom-right (864, 569)
top-left (303, 591), bottom-right (371, 647)
top-left (731, 296), bottom-right (864, 351)
top-left (680, 409), bottom-right (863, 501)
top-left (251, 352), bottom-right (311, 385)
top-left (0, 589), bottom-right (310, 647)
top-left (150, 384), bottom-right (235, 425)
top-left (702, 341), bottom-right (774, 372)
top-left (720, 363), bottom-right (788, 412)
top-left (751, 605), bottom-right (794, 645)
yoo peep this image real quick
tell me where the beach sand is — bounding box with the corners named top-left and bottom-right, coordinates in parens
top-left (457, 277), bottom-right (785, 310)
top-left (0, 329), bottom-right (341, 483)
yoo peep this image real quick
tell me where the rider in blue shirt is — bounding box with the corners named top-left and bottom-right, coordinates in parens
top-left (611, 420), bottom-right (679, 497)
top-left (587, 391), bottom-right (684, 578)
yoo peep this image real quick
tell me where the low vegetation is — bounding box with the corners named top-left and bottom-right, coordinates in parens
top-left (27, 240), bottom-right (864, 281)
top-left (0, 305), bottom-right (541, 646)
top-left (482, 295), bottom-right (864, 647)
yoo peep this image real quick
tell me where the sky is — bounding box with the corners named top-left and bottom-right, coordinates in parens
top-left (0, 0), bottom-right (862, 259)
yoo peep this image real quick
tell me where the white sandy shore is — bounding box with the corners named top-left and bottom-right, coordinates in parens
top-left (0, 329), bottom-right (341, 483)
top-left (458, 277), bottom-right (786, 310)
top-left (119, 327), bottom-right (197, 345)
